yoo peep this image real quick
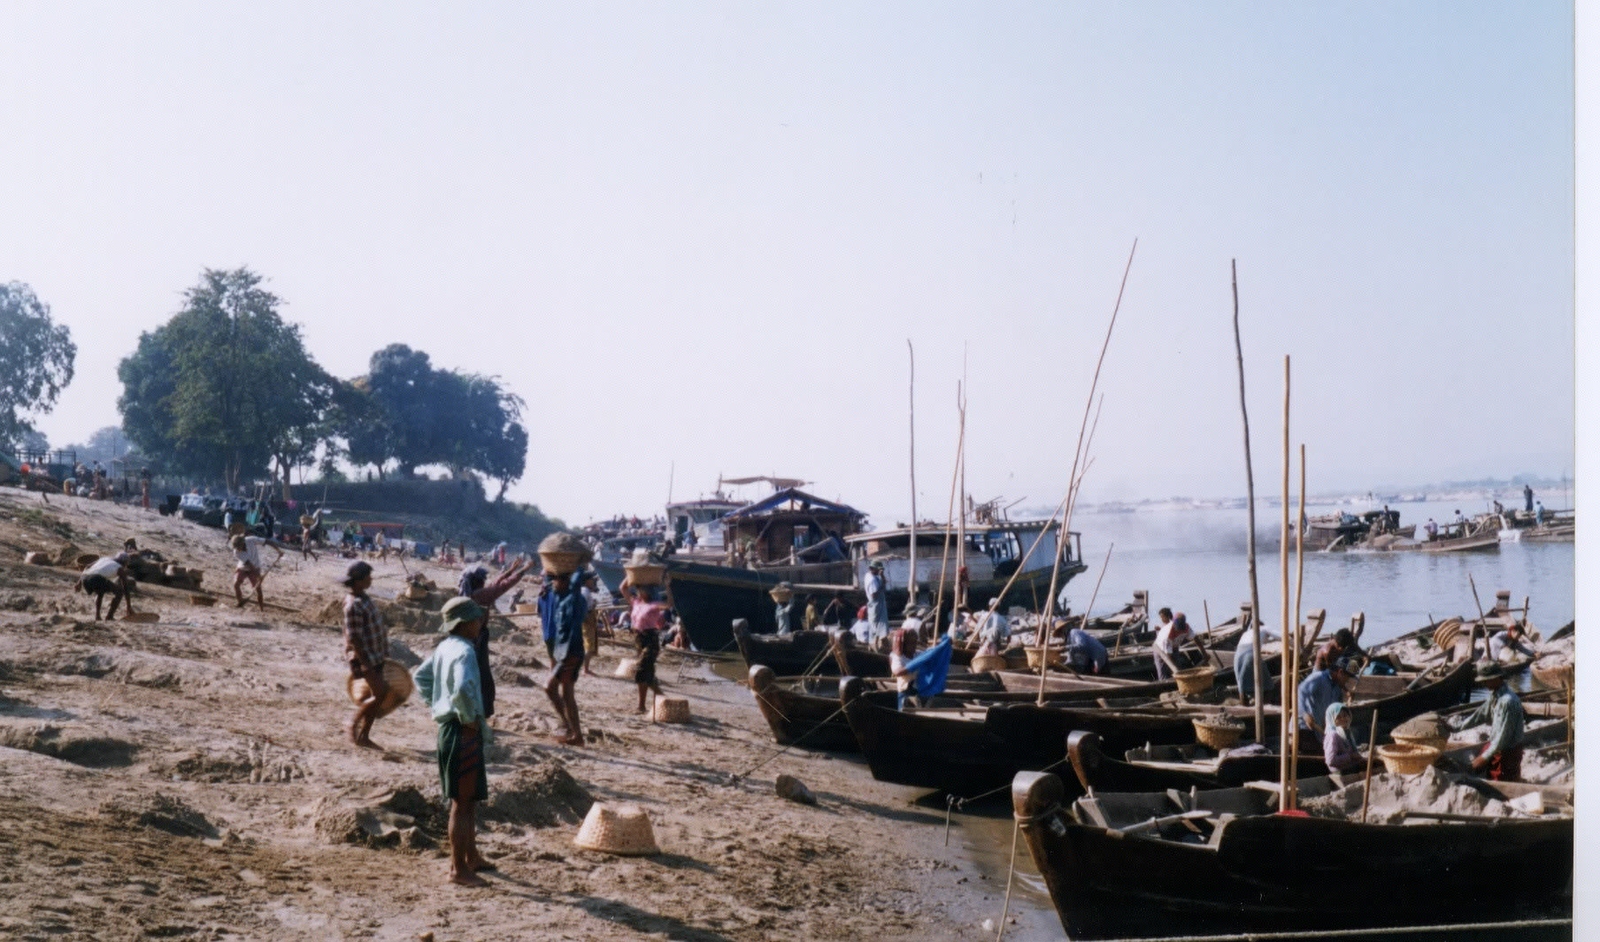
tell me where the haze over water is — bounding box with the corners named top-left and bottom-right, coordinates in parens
top-left (1062, 499), bottom-right (1574, 646)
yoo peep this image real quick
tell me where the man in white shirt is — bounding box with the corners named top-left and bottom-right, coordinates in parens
top-left (1152, 610), bottom-right (1195, 680)
top-left (79, 555), bottom-right (138, 621)
top-left (231, 533), bottom-right (284, 610)
top-left (864, 560), bottom-right (889, 642)
top-left (1487, 623), bottom-right (1536, 662)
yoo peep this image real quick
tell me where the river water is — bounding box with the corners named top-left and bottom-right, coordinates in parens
top-left (1061, 499), bottom-right (1574, 647)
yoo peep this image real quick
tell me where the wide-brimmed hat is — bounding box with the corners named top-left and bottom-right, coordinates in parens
top-left (440, 596), bottom-right (486, 634)
top-left (868, 560), bottom-right (884, 571)
top-left (1475, 660), bottom-right (1506, 681)
top-left (342, 560), bottom-right (374, 587)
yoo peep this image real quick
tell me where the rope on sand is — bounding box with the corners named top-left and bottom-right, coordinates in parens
top-left (726, 704), bottom-right (847, 784)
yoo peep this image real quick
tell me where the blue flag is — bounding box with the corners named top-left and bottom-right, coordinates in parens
top-left (905, 635), bottom-right (954, 699)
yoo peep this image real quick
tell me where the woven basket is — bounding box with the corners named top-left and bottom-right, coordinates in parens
top-left (1377, 743), bottom-right (1441, 776)
top-left (624, 563), bottom-right (666, 587)
top-left (1532, 663), bottom-right (1574, 690)
top-left (189, 594), bottom-right (216, 607)
top-left (345, 660), bottom-right (415, 718)
top-left (768, 585), bottom-right (794, 604)
top-left (538, 533), bottom-right (592, 575)
top-left (1431, 618), bottom-right (1463, 652)
top-left (1025, 646), bottom-right (1064, 670)
top-left (653, 697), bottom-right (691, 723)
top-left (614, 658), bottom-right (639, 679)
top-left (299, 514), bottom-right (315, 527)
top-left (1174, 666), bottom-right (1218, 696)
top-left (75, 553), bottom-right (99, 569)
top-left (1391, 732), bottom-right (1448, 752)
top-left (574, 803), bottom-right (659, 856)
top-left (971, 654), bottom-right (1009, 673)
top-left (1193, 717), bottom-right (1244, 750)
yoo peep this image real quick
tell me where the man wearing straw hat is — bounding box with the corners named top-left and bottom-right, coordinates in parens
top-left (341, 561), bottom-right (390, 749)
top-left (1455, 661), bottom-right (1526, 782)
top-left (413, 596), bottom-right (494, 886)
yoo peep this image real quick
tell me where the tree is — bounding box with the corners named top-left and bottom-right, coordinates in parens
top-left (62, 426), bottom-right (132, 466)
top-left (0, 282), bottom-right (76, 450)
top-left (117, 268), bottom-right (334, 491)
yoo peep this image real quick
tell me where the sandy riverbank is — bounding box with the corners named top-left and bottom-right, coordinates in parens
top-left (0, 487), bottom-right (1058, 941)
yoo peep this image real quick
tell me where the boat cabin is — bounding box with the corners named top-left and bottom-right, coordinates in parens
top-left (844, 520), bottom-right (1080, 594)
top-left (716, 487), bottom-right (867, 567)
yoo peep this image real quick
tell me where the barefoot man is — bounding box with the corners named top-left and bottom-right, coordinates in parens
top-left (78, 553), bottom-right (138, 621)
top-left (341, 561), bottom-right (389, 749)
top-left (539, 570), bottom-right (588, 746)
top-left (413, 596), bottom-right (494, 886)
top-left (231, 533), bottom-right (285, 610)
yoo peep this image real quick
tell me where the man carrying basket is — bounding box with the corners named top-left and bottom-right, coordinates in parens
top-left (341, 561), bottom-right (390, 749)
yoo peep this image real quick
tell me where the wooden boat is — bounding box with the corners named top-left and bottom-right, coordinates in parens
top-left (840, 679), bottom-right (1282, 799)
top-left (1013, 770), bottom-right (1573, 941)
top-left (1066, 730), bottom-right (1331, 794)
top-left (745, 666), bottom-right (1007, 751)
top-left (830, 636), bottom-right (977, 676)
top-left (732, 621), bottom-right (840, 675)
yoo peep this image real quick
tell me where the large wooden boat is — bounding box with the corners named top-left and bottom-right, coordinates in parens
top-left (745, 666), bottom-right (1006, 752)
top-left (1066, 730), bottom-right (1331, 794)
top-left (1013, 770), bottom-right (1573, 941)
top-left (731, 622), bottom-right (840, 675)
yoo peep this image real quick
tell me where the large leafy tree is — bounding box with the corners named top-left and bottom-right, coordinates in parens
top-left (117, 268), bottom-right (334, 491)
top-left (0, 282), bottom-right (76, 450)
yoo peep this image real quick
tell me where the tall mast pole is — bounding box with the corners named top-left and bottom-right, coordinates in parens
top-left (1232, 260), bottom-right (1268, 744)
top-left (907, 340), bottom-right (919, 610)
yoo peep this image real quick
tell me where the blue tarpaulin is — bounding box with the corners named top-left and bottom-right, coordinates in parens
top-left (904, 635), bottom-right (954, 699)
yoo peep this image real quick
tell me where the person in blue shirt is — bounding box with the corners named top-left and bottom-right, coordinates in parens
top-left (1298, 657), bottom-right (1356, 737)
top-left (413, 596), bottom-right (493, 886)
top-left (1064, 623), bottom-right (1109, 675)
top-left (540, 570), bottom-right (588, 746)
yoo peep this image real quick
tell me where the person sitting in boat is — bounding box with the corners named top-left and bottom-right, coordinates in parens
top-left (1322, 702), bottom-right (1367, 776)
top-left (889, 627), bottom-right (922, 710)
top-left (1486, 621), bottom-right (1536, 663)
top-left (1064, 621), bottom-right (1108, 675)
top-left (1151, 610), bottom-right (1194, 680)
top-left (973, 601), bottom-right (1009, 656)
top-left (1454, 661), bottom-right (1526, 781)
top-left (1297, 657), bottom-right (1356, 738)
top-left (1313, 628), bottom-right (1366, 673)
top-left (848, 605), bottom-right (875, 645)
top-left (820, 590), bottom-right (850, 632)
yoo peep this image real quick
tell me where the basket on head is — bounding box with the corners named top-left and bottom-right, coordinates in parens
top-left (971, 653), bottom-right (1009, 673)
top-left (1192, 717), bottom-right (1244, 750)
top-left (574, 803), bottom-right (660, 856)
top-left (768, 584), bottom-right (794, 604)
top-left (1377, 742), bottom-right (1441, 776)
top-left (298, 514), bottom-right (315, 527)
top-left (1174, 666), bottom-right (1218, 696)
top-left (653, 696), bottom-right (691, 723)
top-left (189, 594), bottom-right (216, 607)
top-left (538, 533), bottom-right (593, 575)
top-left (614, 658), bottom-right (639, 679)
top-left (625, 562), bottom-right (666, 587)
top-left (345, 660), bottom-right (415, 718)
top-left (1025, 646), bottom-right (1063, 670)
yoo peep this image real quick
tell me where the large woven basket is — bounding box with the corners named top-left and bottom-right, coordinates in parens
top-left (345, 660), bottom-right (415, 718)
top-left (574, 803), bottom-right (659, 856)
top-left (1193, 717), bottom-right (1244, 750)
top-left (1174, 666), bottom-right (1218, 696)
top-left (624, 562), bottom-right (666, 586)
top-left (538, 533), bottom-right (593, 575)
top-left (971, 653), bottom-right (1009, 673)
top-left (1391, 732), bottom-right (1448, 752)
top-left (1025, 646), bottom-right (1064, 670)
top-left (768, 585), bottom-right (794, 604)
top-left (653, 697), bottom-right (691, 723)
top-left (1377, 743), bottom-right (1441, 776)
top-left (614, 658), bottom-right (639, 679)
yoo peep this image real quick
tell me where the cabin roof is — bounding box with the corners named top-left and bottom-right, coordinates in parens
top-left (720, 487), bottom-right (864, 521)
top-left (843, 520), bottom-right (1064, 543)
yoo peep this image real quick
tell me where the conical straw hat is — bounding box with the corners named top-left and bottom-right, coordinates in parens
top-left (574, 803), bottom-right (660, 856)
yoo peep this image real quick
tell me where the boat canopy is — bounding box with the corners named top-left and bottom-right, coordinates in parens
top-left (721, 487), bottom-right (865, 522)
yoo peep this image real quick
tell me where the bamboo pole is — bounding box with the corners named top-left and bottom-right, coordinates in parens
top-left (931, 383), bottom-right (966, 637)
top-left (907, 340), bottom-right (919, 611)
top-left (1290, 442), bottom-right (1307, 810)
top-left (1279, 355), bottom-right (1292, 806)
top-left (958, 350), bottom-right (969, 614)
top-left (1360, 708), bottom-right (1380, 823)
top-left (1232, 260), bottom-right (1268, 744)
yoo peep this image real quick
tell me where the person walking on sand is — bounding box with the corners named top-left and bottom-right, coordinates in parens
top-left (459, 556), bottom-right (536, 720)
top-left (540, 570), bottom-right (588, 746)
top-left (623, 581), bottom-right (668, 714)
top-left (413, 596), bottom-right (494, 886)
top-left (231, 533), bottom-right (284, 610)
top-left (579, 571), bottom-right (603, 677)
top-left (341, 561), bottom-right (390, 749)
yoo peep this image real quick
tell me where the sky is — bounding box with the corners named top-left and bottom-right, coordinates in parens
top-left (1, 2), bottom-right (1578, 529)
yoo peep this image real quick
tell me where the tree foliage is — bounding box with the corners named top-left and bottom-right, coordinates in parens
top-left (117, 268), bottom-right (334, 491)
top-left (332, 344), bottom-right (527, 498)
top-left (0, 282), bottom-right (77, 450)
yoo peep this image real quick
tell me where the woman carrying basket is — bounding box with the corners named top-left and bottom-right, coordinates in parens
top-left (623, 582), bottom-right (668, 714)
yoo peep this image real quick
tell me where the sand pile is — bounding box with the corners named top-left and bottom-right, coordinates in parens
top-left (100, 793), bottom-right (222, 839)
top-left (1302, 767), bottom-right (1522, 823)
top-left (481, 759), bottom-right (594, 830)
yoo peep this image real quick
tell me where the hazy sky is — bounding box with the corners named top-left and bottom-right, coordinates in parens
top-left (2, 2), bottom-right (1577, 526)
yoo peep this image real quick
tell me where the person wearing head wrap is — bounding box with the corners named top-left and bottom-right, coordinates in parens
top-left (1297, 656), bottom-right (1356, 737)
top-left (413, 596), bottom-right (493, 886)
top-left (341, 561), bottom-right (389, 748)
top-left (457, 555), bottom-right (535, 719)
top-left (1152, 611), bottom-right (1195, 680)
top-left (1322, 702), bottom-right (1366, 775)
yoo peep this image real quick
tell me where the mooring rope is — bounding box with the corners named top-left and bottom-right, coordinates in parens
top-left (727, 703), bottom-right (848, 783)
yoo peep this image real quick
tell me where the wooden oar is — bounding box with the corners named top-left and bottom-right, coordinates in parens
top-left (1360, 708), bottom-right (1380, 823)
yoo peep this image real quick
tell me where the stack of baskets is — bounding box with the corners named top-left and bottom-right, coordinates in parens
top-left (538, 533), bottom-right (593, 576)
top-left (1376, 742), bottom-right (1441, 776)
top-left (1192, 716), bottom-right (1244, 750)
top-left (1174, 666), bottom-right (1218, 696)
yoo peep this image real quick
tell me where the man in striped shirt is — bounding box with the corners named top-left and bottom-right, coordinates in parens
top-left (342, 561), bottom-right (389, 749)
